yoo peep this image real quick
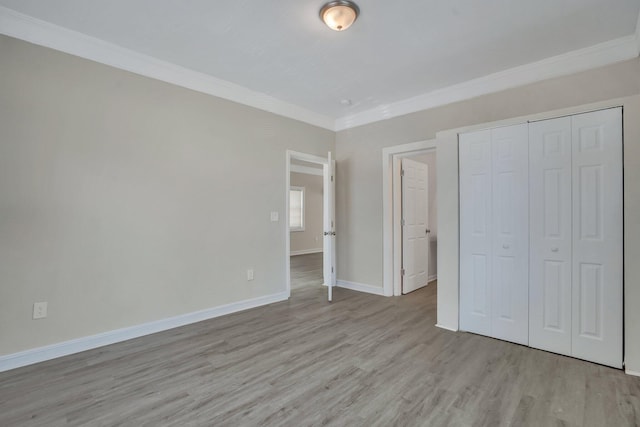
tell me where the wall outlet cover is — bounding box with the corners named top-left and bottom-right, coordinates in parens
top-left (33, 302), bottom-right (48, 319)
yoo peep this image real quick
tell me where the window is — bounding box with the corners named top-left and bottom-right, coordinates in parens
top-left (289, 186), bottom-right (305, 231)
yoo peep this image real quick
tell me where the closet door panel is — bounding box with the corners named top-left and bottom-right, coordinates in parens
top-left (529, 117), bottom-right (572, 355)
top-left (491, 124), bottom-right (529, 345)
top-left (459, 130), bottom-right (492, 336)
top-left (571, 108), bottom-right (623, 368)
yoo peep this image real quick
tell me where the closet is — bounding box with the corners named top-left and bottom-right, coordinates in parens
top-left (459, 108), bottom-right (623, 368)
top-left (529, 108), bottom-right (623, 368)
top-left (459, 124), bottom-right (529, 346)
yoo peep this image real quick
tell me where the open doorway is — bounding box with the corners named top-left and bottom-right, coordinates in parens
top-left (285, 150), bottom-right (336, 300)
top-left (382, 140), bottom-right (437, 297)
top-left (289, 159), bottom-right (324, 290)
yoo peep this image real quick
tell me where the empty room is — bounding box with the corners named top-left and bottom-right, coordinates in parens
top-left (1, 1), bottom-right (640, 426)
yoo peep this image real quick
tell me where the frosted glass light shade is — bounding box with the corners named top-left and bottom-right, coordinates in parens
top-left (320, 1), bottom-right (359, 31)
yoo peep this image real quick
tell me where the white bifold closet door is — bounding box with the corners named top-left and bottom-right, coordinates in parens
top-left (459, 124), bottom-right (529, 345)
top-left (459, 129), bottom-right (492, 337)
top-left (529, 108), bottom-right (623, 368)
top-left (529, 116), bottom-right (573, 356)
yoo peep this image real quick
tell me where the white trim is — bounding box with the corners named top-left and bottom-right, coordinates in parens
top-left (0, 7), bottom-right (334, 131)
top-left (287, 151), bottom-right (329, 165)
top-left (335, 36), bottom-right (639, 131)
top-left (0, 291), bottom-right (288, 373)
top-left (625, 369), bottom-right (640, 377)
top-left (382, 140), bottom-right (437, 297)
top-left (435, 324), bottom-right (458, 332)
top-left (290, 164), bottom-right (323, 176)
top-left (428, 275), bottom-right (437, 283)
top-left (336, 280), bottom-right (385, 296)
top-left (290, 248), bottom-right (323, 256)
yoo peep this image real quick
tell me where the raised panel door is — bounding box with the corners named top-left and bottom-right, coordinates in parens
top-left (491, 124), bottom-right (529, 345)
top-left (529, 117), bottom-right (573, 355)
top-left (459, 130), bottom-right (492, 336)
top-left (402, 158), bottom-right (429, 294)
top-left (571, 108), bottom-right (623, 368)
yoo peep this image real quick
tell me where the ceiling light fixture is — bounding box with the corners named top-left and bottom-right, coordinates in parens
top-left (320, 1), bottom-right (360, 31)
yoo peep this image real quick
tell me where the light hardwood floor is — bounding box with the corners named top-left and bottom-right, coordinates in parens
top-left (1, 283), bottom-right (639, 426)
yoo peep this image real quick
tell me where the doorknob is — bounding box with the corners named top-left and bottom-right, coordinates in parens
top-left (425, 229), bottom-right (431, 234)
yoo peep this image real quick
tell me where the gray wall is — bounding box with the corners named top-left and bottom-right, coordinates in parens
top-left (335, 57), bottom-right (640, 371)
top-left (0, 35), bottom-right (335, 356)
top-left (290, 172), bottom-right (323, 254)
top-left (407, 152), bottom-right (437, 279)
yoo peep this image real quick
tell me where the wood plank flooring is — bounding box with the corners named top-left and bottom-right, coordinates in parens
top-left (290, 253), bottom-right (323, 289)
top-left (1, 283), bottom-right (639, 426)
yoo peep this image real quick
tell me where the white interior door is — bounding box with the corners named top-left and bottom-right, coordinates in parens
top-left (460, 125), bottom-right (529, 344)
top-left (459, 129), bottom-right (493, 337)
top-left (571, 108), bottom-right (623, 368)
top-left (401, 158), bottom-right (429, 294)
top-left (529, 116), bottom-right (573, 355)
top-left (323, 151), bottom-right (336, 301)
top-left (490, 124), bottom-right (529, 345)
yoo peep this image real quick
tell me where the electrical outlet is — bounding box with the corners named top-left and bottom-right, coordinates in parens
top-left (33, 302), bottom-right (48, 319)
top-left (270, 211), bottom-right (279, 222)
top-left (247, 269), bottom-right (254, 281)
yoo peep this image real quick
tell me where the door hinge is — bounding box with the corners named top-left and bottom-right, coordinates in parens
top-left (401, 219), bottom-right (405, 226)
top-left (331, 266), bottom-right (334, 273)
top-left (401, 268), bottom-right (405, 276)
top-left (401, 169), bottom-right (405, 176)
top-left (331, 175), bottom-right (334, 182)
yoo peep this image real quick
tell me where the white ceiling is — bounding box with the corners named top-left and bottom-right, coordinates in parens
top-left (1, 1), bottom-right (639, 130)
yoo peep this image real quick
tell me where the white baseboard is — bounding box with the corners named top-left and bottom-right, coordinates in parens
top-left (336, 280), bottom-right (385, 296)
top-left (290, 248), bottom-right (323, 256)
top-left (435, 324), bottom-right (458, 332)
top-left (0, 291), bottom-right (289, 373)
top-left (428, 275), bottom-right (437, 282)
top-left (625, 369), bottom-right (640, 377)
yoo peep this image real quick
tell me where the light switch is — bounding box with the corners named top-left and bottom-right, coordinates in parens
top-left (270, 211), bottom-right (279, 222)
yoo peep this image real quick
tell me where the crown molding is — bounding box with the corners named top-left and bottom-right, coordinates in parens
top-left (2, 7), bottom-right (638, 133)
top-left (335, 35), bottom-right (640, 131)
top-left (0, 7), bottom-right (335, 131)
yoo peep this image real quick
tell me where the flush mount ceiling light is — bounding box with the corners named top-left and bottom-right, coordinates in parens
top-left (320, 1), bottom-right (360, 31)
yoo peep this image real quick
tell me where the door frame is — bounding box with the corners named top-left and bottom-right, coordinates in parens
top-left (382, 139), bottom-right (437, 297)
top-left (285, 150), bottom-right (329, 297)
